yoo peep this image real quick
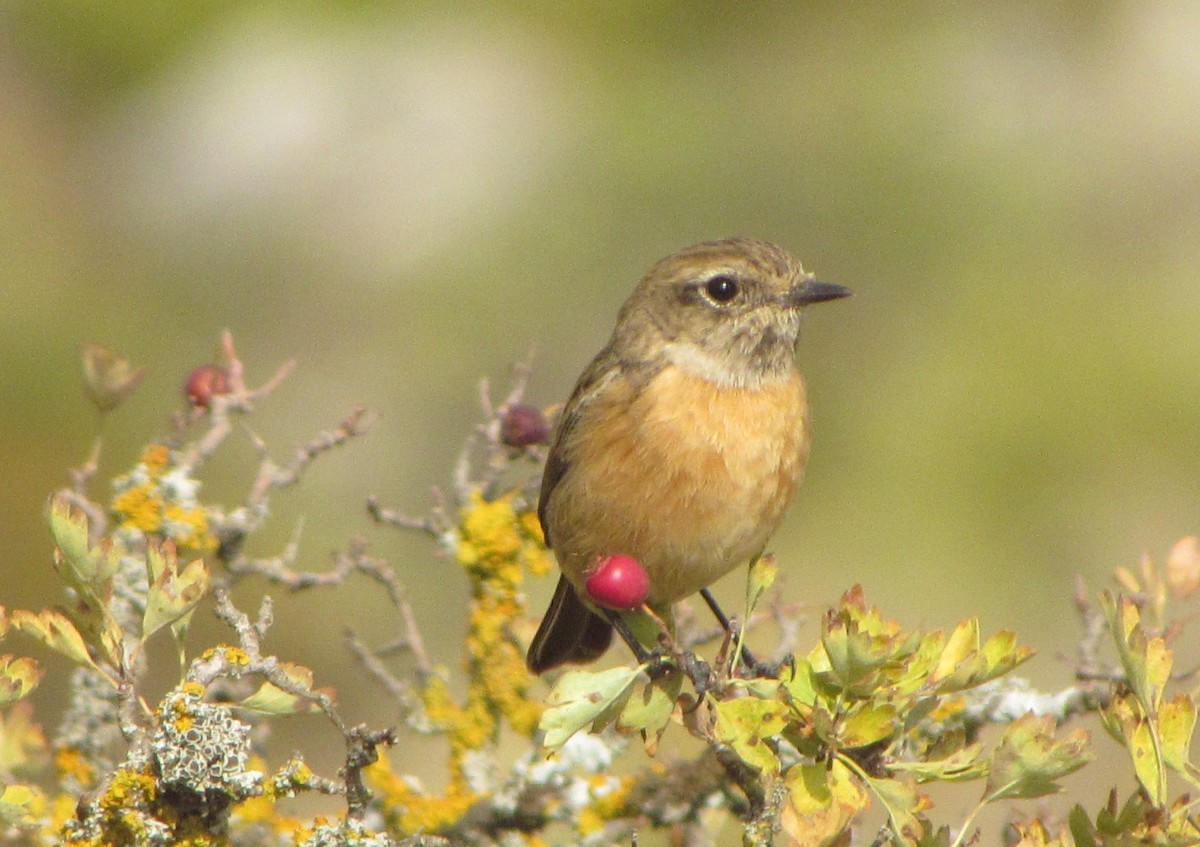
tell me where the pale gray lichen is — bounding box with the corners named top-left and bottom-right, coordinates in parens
top-left (153, 687), bottom-right (262, 806)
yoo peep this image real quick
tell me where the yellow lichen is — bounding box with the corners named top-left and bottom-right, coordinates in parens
top-left (164, 503), bottom-right (218, 554)
top-left (113, 483), bottom-right (165, 534)
top-left (589, 775), bottom-right (635, 820)
top-left (142, 444), bottom-right (171, 471)
top-left (456, 491), bottom-right (523, 572)
top-left (223, 647), bottom-right (251, 666)
top-left (99, 766), bottom-right (158, 812)
top-left (366, 756), bottom-right (479, 835)
top-left (54, 746), bottom-right (96, 789)
top-left (110, 443), bottom-right (218, 554)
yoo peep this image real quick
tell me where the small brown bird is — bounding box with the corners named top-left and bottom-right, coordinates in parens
top-left (527, 237), bottom-right (850, 674)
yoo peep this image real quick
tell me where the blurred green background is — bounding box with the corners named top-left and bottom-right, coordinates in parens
top-left (2, 0), bottom-right (1199, 831)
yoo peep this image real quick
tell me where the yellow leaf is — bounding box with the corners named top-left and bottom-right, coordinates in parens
top-left (10, 609), bottom-right (98, 671)
top-left (712, 695), bottom-right (788, 774)
top-left (783, 759), bottom-right (868, 847)
top-left (986, 713), bottom-right (1091, 801)
top-left (0, 656), bottom-right (43, 705)
top-left (839, 703), bottom-right (898, 748)
top-left (1159, 693), bottom-right (1197, 774)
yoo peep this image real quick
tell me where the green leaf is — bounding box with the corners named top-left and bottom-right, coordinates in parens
top-left (745, 553), bottom-right (777, 619)
top-left (239, 663), bottom-right (329, 716)
top-left (1102, 592), bottom-right (1172, 714)
top-left (980, 629), bottom-right (1035, 679)
top-left (1104, 692), bottom-right (1167, 804)
top-left (0, 656), bottom-right (43, 706)
top-left (782, 656), bottom-right (820, 707)
top-left (839, 702), bottom-right (899, 748)
top-left (617, 670), bottom-right (682, 755)
top-left (1067, 803), bottom-right (1099, 847)
top-left (712, 694), bottom-right (788, 773)
top-left (1127, 719), bottom-right (1165, 806)
top-left (46, 497), bottom-right (123, 664)
top-left (864, 774), bottom-right (928, 847)
top-left (930, 619), bottom-right (980, 686)
top-left (821, 613), bottom-right (892, 693)
top-left (142, 541), bottom-right (210, 646)
top-left (928, 620), bottom-right (1034, 693)
top-left (890, 742), bottom-right (987, 783)
top-left (984, 713), bottom-right (1091, 801)
top-left (539, 665), bottom-right (645, 750)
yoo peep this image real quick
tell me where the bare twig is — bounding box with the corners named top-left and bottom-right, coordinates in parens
top-left (342, 724), bottom-right (398, 820)
top-left (345, 630), bottom-right (412, 705)
top-left (248, 404), bottom-right (372, 504)
top-left (197, 589), bottom-right (345, 733)
top-left (367, 495), bottom-right (449, 540)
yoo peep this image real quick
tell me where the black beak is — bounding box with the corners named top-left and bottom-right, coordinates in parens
top-left (790, 279), bottom-right (853, 307)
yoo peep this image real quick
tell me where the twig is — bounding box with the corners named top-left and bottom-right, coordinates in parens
top-left (345, 630), bottom-right (412, 705)
top-left (367, 495), bottom-right (448, 540)
top-left (197, 589), bottom-right (345, 733)
top-left (248, 404), bottom-right (372, 504)
top-left (183, 331), bottom-right (298, 467)
top-left (342, 724), bottom-right (398, 821)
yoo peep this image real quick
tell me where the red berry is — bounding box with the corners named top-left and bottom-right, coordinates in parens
top-left (184, 365), bottom-right (230, 409)
top-left (585, 554), bottom-right (649, 610)
top-left (500, 404), bottom-right (550, 448)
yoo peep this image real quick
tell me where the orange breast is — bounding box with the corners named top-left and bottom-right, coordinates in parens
top-left (545, 364), bottom-right (810, 603)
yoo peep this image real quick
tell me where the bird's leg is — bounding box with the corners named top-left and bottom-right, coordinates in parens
top-left (603, 609), bottom-right (653, 661)
top-left (699, 588), bottom-right (763, 673)
top-left (603, 608), bottom-right (680, 678)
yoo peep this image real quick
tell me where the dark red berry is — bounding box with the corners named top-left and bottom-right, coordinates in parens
top-left (585, 554), bottom-right (650, 610)
top-left (184, 365), bottom-right (230, 409)
top-left (500, 404), bottom-right (550, 448)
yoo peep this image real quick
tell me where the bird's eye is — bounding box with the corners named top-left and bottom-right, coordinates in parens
top-left (704, 275), bottom-right (740, 303)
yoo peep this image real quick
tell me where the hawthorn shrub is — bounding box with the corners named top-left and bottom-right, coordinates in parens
top-left (0, 334), bottom-right (1197, 847)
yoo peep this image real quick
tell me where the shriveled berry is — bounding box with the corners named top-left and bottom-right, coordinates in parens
top-left (184, 365), bottom-right (230, 409)
top-left (585, 554), bottom-right (649, 610)
top-left (500, 404), bottom-right (550, 448)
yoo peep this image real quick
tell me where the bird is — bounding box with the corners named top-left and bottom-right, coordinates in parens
top-left (526, 237), bottom-right (850, 674)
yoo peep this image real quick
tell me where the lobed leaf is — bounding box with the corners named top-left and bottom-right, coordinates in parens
top-left (712, 694), bottom-right (789, 774)
top-left (0, 656), bottom-right (43, 706)
top-left (863, 774), bottom-right (929, 847)
top-left (1102, 592), bottom-right (1172, 715)
top-left (782, 759), bottom-right (869, 847)
top-left (984, 713), bottom-right (1090, 801)
top-left (239, 662), bottom-right (330, 716)
top-left (890, 741), bottom-right (987, 783)
top-left (617, 670), bottom-right (683, 755)
top-left (1158, 693), bottom-right (1197, 777)
top-left (539, 665), bottom-right (645, 750)
top-left (9, 609), bottom-right (98, 671)
top-left (142, 541), bottom-right (210, 645)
